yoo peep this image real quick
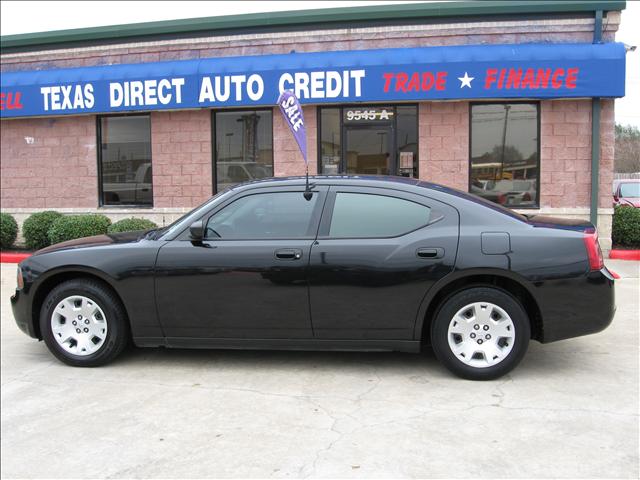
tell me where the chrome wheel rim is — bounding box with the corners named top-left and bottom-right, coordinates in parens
top-left (447, 302), bottom-right (515, 368)
top-left (50, 295), bottom-right (108, 356)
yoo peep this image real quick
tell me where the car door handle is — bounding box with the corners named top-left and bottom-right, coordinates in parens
top-left (275, 249), bottom-right (302, 260)
top-left (416, 247), bottom-right (444, 259)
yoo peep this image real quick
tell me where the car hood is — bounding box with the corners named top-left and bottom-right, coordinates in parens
top-left (35, 230), bottom-right (148, 255)
top-left (617, 197), bottom-right (640, 208)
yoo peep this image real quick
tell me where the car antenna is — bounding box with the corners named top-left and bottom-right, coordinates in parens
top-left (303, 163), bottom-right (314, 201)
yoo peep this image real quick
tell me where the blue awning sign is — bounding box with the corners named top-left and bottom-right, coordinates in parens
top-left (0, 42), bottom-right (626, 118)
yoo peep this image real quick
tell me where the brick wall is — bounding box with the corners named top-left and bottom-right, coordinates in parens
top-left (0, 15), bottom-right (619, 73)
top-left (150, 110), bottom-right (212, 207)
top-left (540, 99), bottom-right (615, 210)
top-left (419, 102), bottom-right (469, 190)
top-left (0, 116), bottom-right (97, 209)
top-left (273, 106), bottom-right (317, 177)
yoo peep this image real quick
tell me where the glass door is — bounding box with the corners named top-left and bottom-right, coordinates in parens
top-left (318, 105), bottom-right (418, 177)
top-left (344, 126), bottom-right (393, 175)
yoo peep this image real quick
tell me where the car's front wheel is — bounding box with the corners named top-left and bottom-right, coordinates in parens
top-left (431, 287), bottom-right (530, 380)
top-left (40, 279), bottom-right (128, 367)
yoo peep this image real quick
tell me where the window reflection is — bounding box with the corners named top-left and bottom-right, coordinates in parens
top-left (320, 108), bottom-right (341, 175)
top-left (99, 115), bottom-right (152, 206)
top-left (397, 106), bottom-right (418, 178)
top-left (215, 110), bottom-right (273, 191)
top-left (470, 103), bottom-right (539, 207)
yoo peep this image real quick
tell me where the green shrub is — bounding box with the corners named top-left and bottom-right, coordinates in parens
top-left (0, 213), bottom-right (18, 249)
top-left (612, 206), bottom-right (640, 247)
top-left (22, 211), bottom-right (64, 250)
top-left (48, 214), bottom-right (111, 245)
top-left (108, 217), bottom-right (157, 234)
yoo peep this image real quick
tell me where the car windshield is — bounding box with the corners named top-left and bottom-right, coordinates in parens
top-left (154, 189), bottom-right (234, 239)
top-left (619, 183), bottom-right (640, 197)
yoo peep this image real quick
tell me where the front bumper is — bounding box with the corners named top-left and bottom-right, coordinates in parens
top-left (11, 287), bottom-right (37, 339)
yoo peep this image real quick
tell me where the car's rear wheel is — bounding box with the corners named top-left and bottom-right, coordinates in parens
top-left (40, 279), bottom-right (128, 367)
top-left (431, 287), bottom-right (530, 380)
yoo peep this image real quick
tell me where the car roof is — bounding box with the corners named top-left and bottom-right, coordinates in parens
top-left (230, 175), bottom-right (421, 190)
top-left (228, 175), bottom-right (527, 222)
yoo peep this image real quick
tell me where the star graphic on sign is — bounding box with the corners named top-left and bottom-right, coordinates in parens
top-left (458, 72), bottom-right (474, 88)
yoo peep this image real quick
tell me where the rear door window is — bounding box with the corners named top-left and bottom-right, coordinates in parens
top-left (329, 192), bottom-right (430, 238)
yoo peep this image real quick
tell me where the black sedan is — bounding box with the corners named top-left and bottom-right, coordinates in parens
top-left (11, 177), bottom-right (616, 380)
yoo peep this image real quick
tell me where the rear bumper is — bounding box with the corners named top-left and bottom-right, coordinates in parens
top-left (539, 268), bottom-right (616, 343)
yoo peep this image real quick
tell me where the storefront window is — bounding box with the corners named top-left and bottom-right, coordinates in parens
top-left (320, 108), bottom-right (341, 175)
top-left (98, 115), bottom-right (152, 206)
top-left (470, 103), bottom-right (539, 208)
top-left (396, 106), bottom-right (419, 178)
top-left (318, 105), bottom-right (418, 177)
top-left (214, 110), bottom-right (273, 192)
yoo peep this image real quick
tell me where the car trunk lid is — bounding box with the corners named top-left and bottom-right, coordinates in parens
top-left (524, 214), bottom-right (594, 232)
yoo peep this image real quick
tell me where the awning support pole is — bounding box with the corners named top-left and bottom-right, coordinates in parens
top-left (591, 98), bottom-right (601, 227)
top-left (590, 9), bottom-right (603, 227)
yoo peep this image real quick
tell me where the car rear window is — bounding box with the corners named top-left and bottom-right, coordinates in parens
top-left (619, 183), bottom-right (640, 198)
top-left (329, 192), bottom-right (430, 238)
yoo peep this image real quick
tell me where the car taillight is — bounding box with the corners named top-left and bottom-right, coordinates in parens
top-left (583, 229), bottom-right (604, 271)
top-left (497, 193), bottom-right (507, 204)
top-left (522, 192), bottom-right (531, 201)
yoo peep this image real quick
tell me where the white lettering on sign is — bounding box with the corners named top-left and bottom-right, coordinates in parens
top-left (109, 78), bottom-right (184, 107)
top-left (345, 109), bottom-right (393, 122)
top-left (246, 74), bottom-right (264, 101)
top-left (199, 74), bottom-right (265, 103)
top-left (278, 70), bottom-right (366, 99)
top-left (40, 84), bottom-right (94, 111)
top-left (281, 95), bottom-right (304, 131)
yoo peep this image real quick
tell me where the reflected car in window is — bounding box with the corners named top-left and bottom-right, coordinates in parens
top-left (11, 177), bottom-right (615, 380)
top-left (613, 180), bottom-right (640, 208)
top-left (216, 161), bottom-right (273, 191)
top-left (102, 162), bottom-right (153, 206)
top-left (475, 179), bottom-right (537, 207)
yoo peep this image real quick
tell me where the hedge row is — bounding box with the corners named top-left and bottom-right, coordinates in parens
top-left (612, 206), bottom-right (640, 247)
top-left (48, 214), bottom-right (112, 244)
top-left (0, 213), bottom-right (18, 249)
top-left (108, 217), bottom-right (158, 234)
top-left (0, 212), bottom-right (158, 250)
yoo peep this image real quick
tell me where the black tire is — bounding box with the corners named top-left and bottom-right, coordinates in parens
top-left (431, 287), bottom-right (530, 380)
top-left (40, 279), bottom-right (129, 367)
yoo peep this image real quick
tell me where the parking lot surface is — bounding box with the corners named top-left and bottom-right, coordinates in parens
top-left (1, 261), bottom-right (638, 479)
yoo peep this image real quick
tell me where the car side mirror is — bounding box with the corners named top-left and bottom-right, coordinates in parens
top-left (189, 220), bottom-right (204, 241)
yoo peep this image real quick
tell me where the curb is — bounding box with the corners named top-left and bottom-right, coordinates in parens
top-left (609, 249), bottom-right (640, 261)
top-left (0, 252), bottom-right (31, 263)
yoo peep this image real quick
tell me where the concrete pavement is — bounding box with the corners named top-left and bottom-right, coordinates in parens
top-left (1, 261), bottom-right (638, 479)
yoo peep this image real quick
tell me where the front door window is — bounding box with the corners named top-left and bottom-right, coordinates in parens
top-left (205, 192), bottom-right (319, 240)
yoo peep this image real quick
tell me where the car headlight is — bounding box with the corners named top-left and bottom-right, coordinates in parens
top-left (16, 266), bottom-right (24, 290)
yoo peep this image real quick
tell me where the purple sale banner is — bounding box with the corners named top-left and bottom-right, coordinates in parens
top-left (278, 90), bottom-right (307, 164)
